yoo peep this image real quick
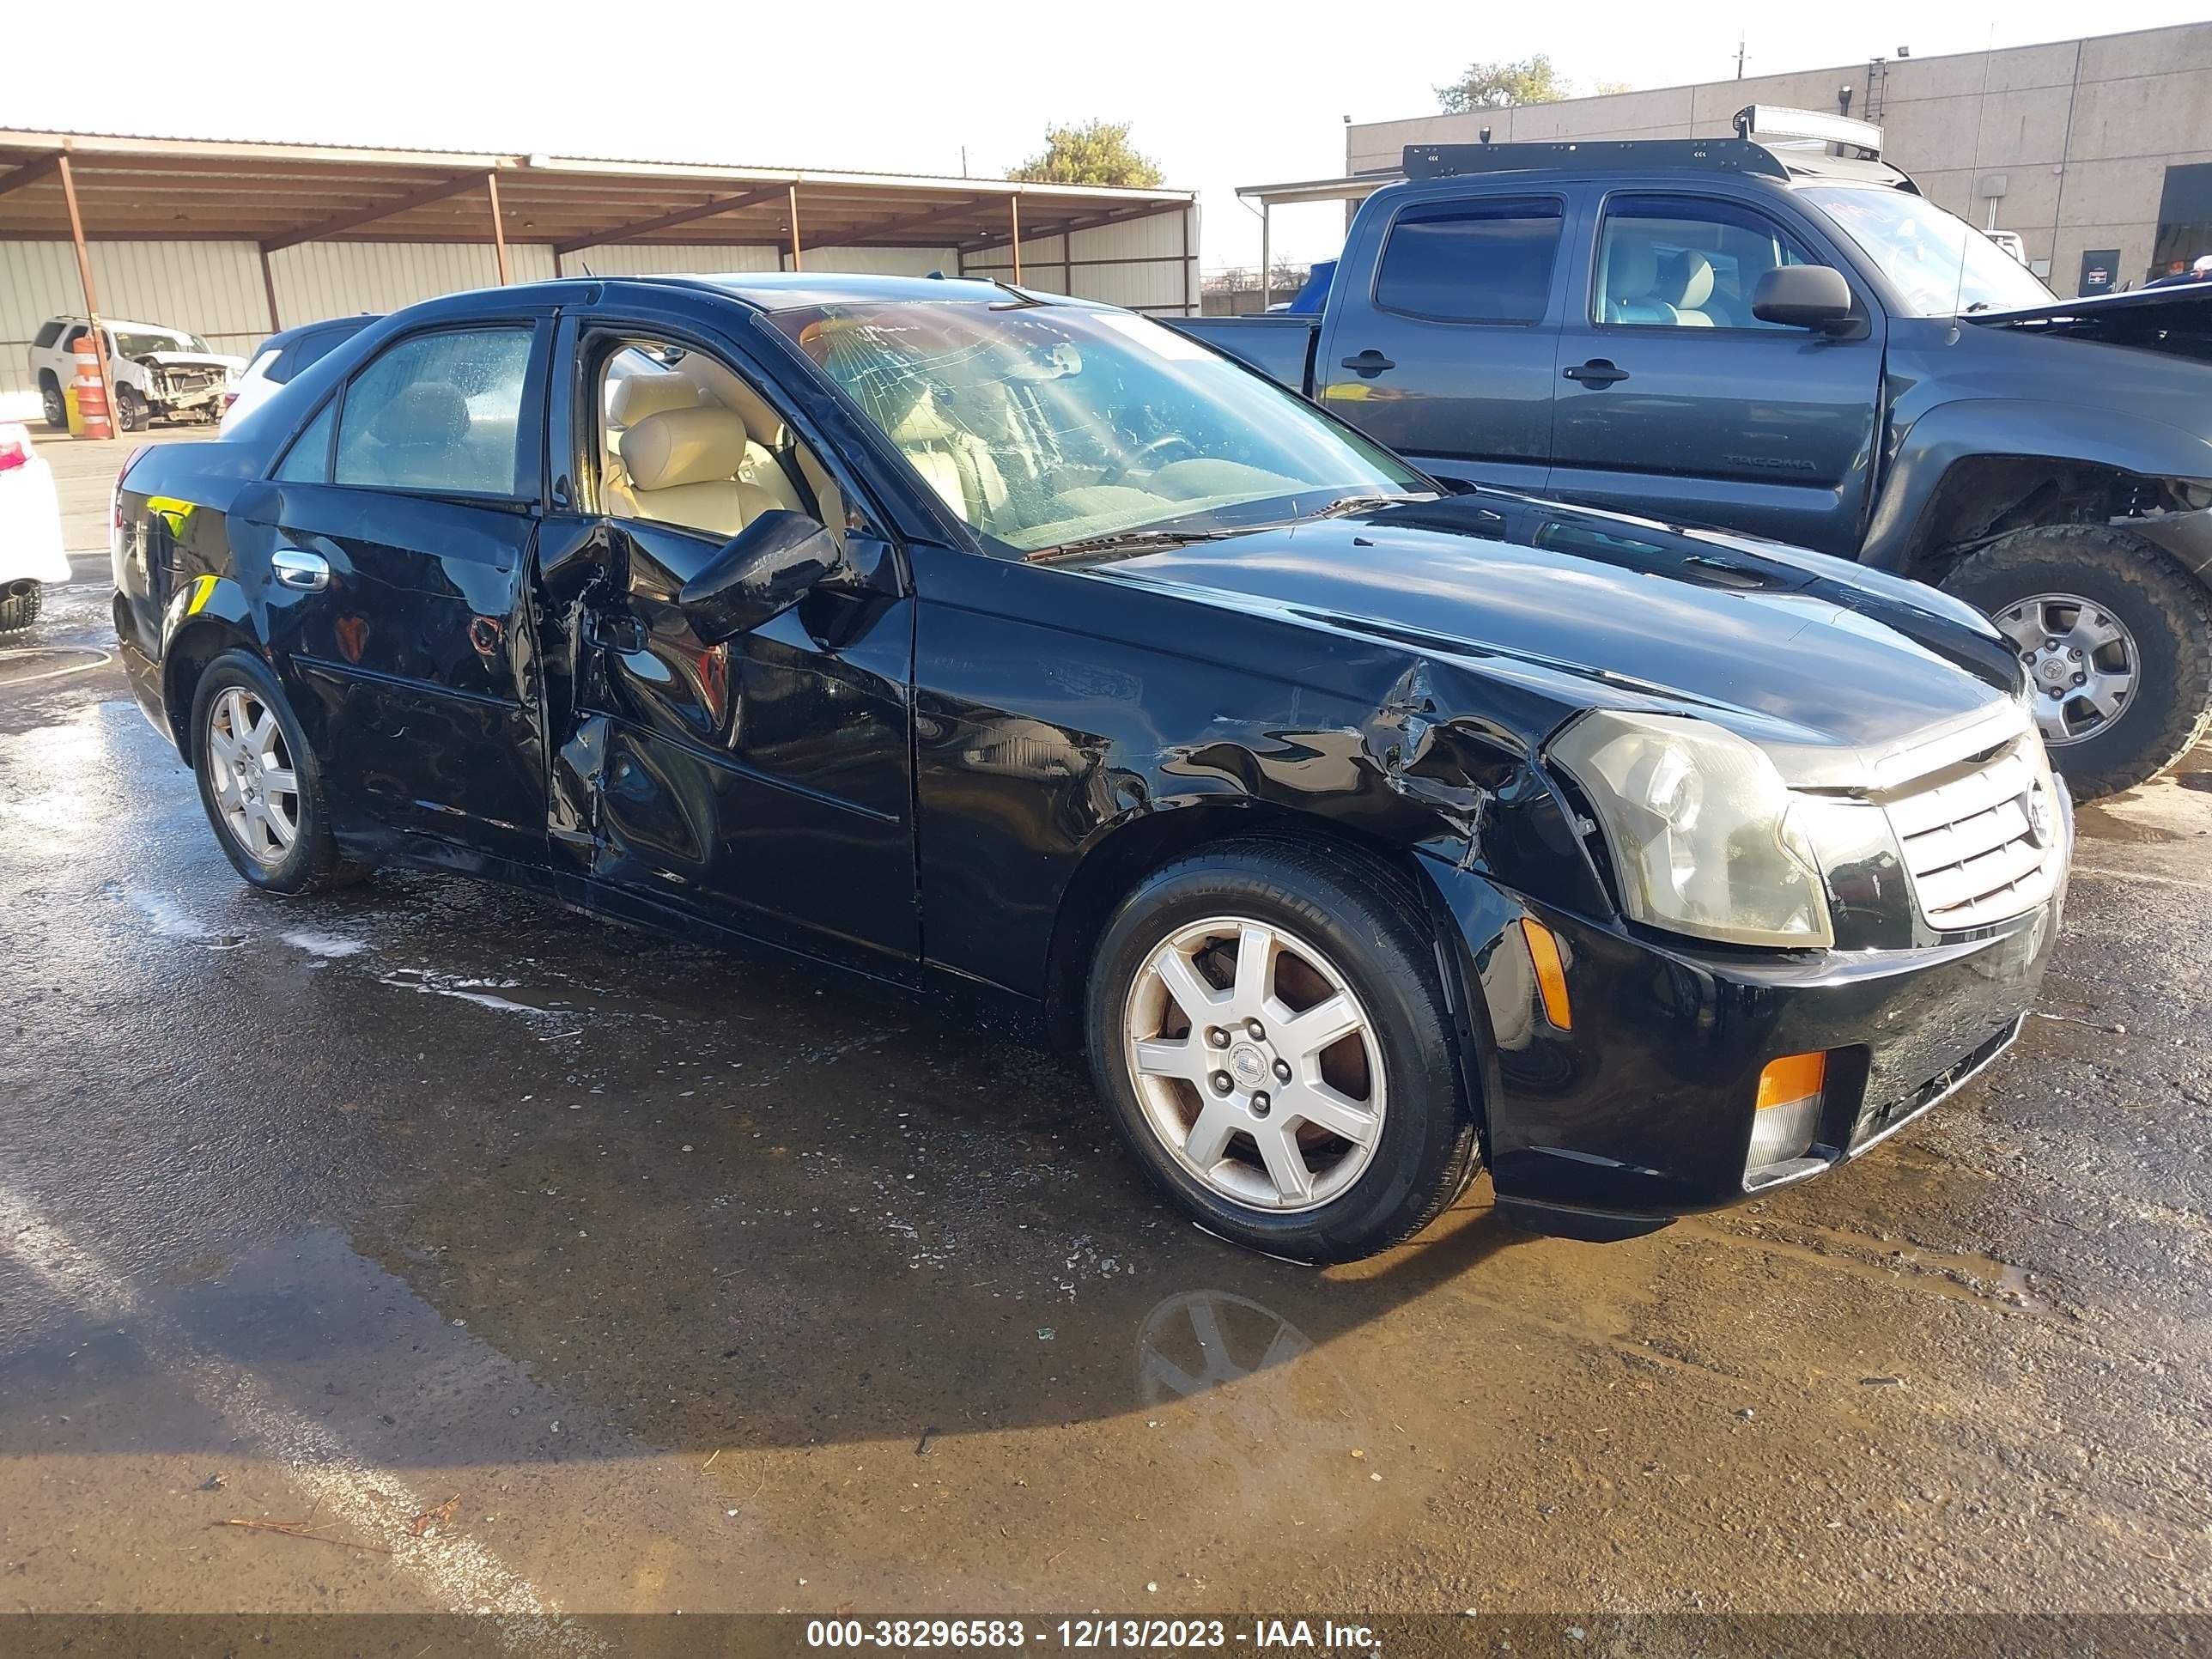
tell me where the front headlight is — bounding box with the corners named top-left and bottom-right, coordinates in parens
top-left (1549, 710), bottom-right (1834, 949)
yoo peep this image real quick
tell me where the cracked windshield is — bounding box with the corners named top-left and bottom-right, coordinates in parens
top-left (775, 300), bottom-right (1426, 555)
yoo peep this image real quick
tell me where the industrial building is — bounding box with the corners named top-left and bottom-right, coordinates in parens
top-left (0, 130), bottom-right (1198, 415)
top-left (1345, 21), bottom-right (2212, 298)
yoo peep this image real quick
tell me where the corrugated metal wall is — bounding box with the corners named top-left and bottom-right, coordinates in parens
top-left (268, 241), bottom-right (556, 324)
top-left (2, 208), bottom-right (1196, 408)
top-left (961, 209), bottom-right (1197, 313)
top-left (2, 240), bottom-right (270, 394)
top-left (550, 245), bottom-right (961, 278)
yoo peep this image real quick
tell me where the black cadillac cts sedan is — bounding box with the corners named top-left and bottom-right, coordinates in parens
top-left (111, 274), bottom-right (2071, 1261)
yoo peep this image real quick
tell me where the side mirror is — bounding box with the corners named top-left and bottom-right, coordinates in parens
top-left (678, 510), bottom-right (845, 645)
top-left (1752, 264), bottom-right (1856, 331)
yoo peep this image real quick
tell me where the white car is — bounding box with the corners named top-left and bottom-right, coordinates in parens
top-left (28, 317), bottom-right (245, 433)
top-left (0, 423), bottom-right (70, 633)
top-left (219, 314), bottom-right (379, 434)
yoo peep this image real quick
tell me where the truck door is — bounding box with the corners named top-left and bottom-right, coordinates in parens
top-left (1313, 187), bottom-right (1577, 492)
top-left (1546, 190), bottom-right (1883, 556)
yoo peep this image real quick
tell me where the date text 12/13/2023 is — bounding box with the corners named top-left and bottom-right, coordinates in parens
top-left (805, 1620), bottom-right (1381, 1650)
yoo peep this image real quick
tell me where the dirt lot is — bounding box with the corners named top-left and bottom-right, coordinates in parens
top-left (3, 430), bottom-right (2210, 1643)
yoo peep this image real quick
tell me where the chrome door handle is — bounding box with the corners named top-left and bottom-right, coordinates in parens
top-left (271, 548), bottom-right (330, 592)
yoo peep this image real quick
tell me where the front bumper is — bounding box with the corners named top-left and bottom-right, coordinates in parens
top-left (1425, 816), bottom-right (2069, 1241)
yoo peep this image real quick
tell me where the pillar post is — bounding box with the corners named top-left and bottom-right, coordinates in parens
top-left (56, 150), bottom-right (117, 439)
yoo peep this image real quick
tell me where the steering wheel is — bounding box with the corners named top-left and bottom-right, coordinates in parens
top-left (1101, 434), bottom-right (1199, 488)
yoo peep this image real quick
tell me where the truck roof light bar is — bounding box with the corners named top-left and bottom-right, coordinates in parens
top-left (1733, 106), bottom-right (1885, 159)
top-left (1403, 138), bottom-right (1790, 184)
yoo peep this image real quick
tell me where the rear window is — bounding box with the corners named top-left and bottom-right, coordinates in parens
top-left (33, 320), bottom-right (65, 349)
top-left (272, 323), bottom-right (365, 386)
top-left (1374, 198), bottom-right (1563, 325)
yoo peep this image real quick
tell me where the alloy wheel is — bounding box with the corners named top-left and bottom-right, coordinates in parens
top-left (1121, 915), bottom-right (1386, 1212)
top-left (1995, 592), bottom-right (2139, 746)
top-left (205, 686), bottom-right (300, 866)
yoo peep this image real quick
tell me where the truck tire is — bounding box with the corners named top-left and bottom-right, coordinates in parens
top-left (116, 386), bottom-right (148, 433)
top-left (0, 582), bottom-right (42, 635)
top-left (39, 374), bottom-right (66, 430)
top-left (1940, 525), bottom-right (2212, 799)
top-left (1084, 837), bottom-right (1478, 1263)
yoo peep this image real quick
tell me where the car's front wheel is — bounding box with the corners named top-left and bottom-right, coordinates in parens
top-left (189, 650), bottom-right (368, 894)
top-left (1085, 839), bottom-right (1478, 1263)
top-left (115, 386), bottom-right (148, 433)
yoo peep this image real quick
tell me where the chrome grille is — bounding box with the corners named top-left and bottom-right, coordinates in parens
top-left (1882, 737), bottom-right (2057, 932)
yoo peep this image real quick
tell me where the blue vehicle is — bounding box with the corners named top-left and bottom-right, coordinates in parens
top-left (1170, 110), bottom-right (2212, 799)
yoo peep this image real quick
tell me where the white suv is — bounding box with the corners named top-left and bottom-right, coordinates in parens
top-left (29, 317), bottom-right (245, 432)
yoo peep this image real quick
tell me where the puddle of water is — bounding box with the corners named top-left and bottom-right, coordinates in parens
top-left (378, 967), bottom-right (566, 1018)
top-left (281, 930), bottom-right (368, 959)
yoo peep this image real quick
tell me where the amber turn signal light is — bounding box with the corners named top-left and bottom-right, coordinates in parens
top-left (1518, 917), bottom-right (1572, 1031)
top-left (1755, 1050), bottom-right (1827, 1111)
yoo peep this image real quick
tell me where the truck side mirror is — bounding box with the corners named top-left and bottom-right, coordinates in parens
top-left (1752, 264), bottom-right (1856, 332)
top-left (678, 510), bottom-right (846, 645)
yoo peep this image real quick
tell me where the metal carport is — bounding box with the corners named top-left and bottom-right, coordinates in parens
top-left (0, 130), bottom-right (1200, 422)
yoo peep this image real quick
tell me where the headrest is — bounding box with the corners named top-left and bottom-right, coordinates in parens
top-left (370, 382), bottom-right (468, 445)
top-left (609, 369), bottom-right (703, 427)
top-left (1608, 240), bottom-right (1659, 298)
top-left (1656, 250), bottom-right (1715, 309)
top-left (885, 386), bottom-right (961, 447)
top-left (619, 404), bottom-right (750, 491)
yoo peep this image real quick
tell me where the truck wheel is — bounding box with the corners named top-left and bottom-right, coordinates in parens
top-left (1085, 837), bottom-right (1478, 1263)
top-left (1941, 525), bottom-right (2212, 799)
top-left (188, 650), bottom-right (370, 894)
top-left (0, 582), bottom-right (42, 635)
top-left (39, 375), bottom-right (66, 430)
top-left (116, 386), bottom-right (148, 433)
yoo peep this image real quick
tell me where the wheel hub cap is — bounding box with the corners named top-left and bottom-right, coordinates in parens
top-left (1228, 1042), bottom-right (1269, 1090)
top-left (1122, 915), bottom-right (1387, 1214)
top-left (206, 685), bottom-right (300, 867)
top-left (1995, 592), bottom-right (2139, 747)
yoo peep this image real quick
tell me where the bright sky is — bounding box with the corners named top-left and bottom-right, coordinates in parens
top-left (5, 1), bottom-right (2203, 272)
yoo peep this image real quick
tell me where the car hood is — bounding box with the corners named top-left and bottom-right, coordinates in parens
top-left (137, 351), bottom-right (245, 373)
top-left (1092, 495), bottom-right (2022, 788)
top-left (1965, 283), bottom-right (2211, 374)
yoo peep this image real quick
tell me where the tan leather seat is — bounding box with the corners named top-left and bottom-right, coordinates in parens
top-left (606, 368), bottom-right (808, 524)
top-left (1654, 251), bottom-right (1718, 325)
top-left (1601, 240), bottom-right (1677, 325)
top-left (617, 404), bottom-right (776, 538)
top-left (884, 388), bottom-right (1007, 525)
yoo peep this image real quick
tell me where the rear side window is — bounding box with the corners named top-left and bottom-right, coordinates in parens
top-left (33, 320), bottom-right (64, 349)
top-left (275, 399), bottom-right (337, 483)
top-left (334, 327), bottom-right (532, 496)
top-left (1374, 198), bottom-right (1563, 325)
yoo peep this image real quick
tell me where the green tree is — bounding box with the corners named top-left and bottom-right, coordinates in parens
top-left (1437, 54), bottom-right (1569, 113)
top-left (1008, 120), bottom-right (1164, 189)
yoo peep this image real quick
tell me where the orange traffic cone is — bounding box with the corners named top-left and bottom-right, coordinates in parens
top-left (73, 331), bottom-right (112, 441)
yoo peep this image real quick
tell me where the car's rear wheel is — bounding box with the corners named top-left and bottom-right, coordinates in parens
top-left (1941, 525), bottom-right (2212, 799)
top-left (189, 650), bottom-right (368, 894)
top-left (0, 581), bottom-right (41, 635)
top-left (1085, 839), bottom-right (1477, 1263)
top-left (39, 376), bottom-right (66, 430)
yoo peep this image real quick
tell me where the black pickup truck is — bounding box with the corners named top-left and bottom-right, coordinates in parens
top-left (1170, 112), bottom-right (2212, 798)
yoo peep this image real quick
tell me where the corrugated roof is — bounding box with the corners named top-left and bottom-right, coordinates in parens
top-left (0, 130), bottom-right (1190, 256)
